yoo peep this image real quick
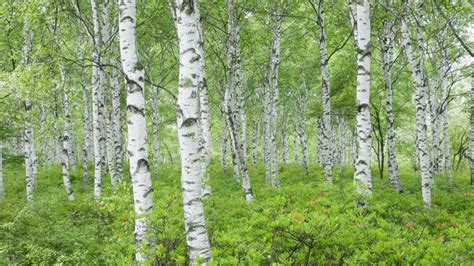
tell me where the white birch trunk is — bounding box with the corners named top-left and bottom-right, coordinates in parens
top-left (282, 116), bottom-right (289, 167)
top-left (269, 14), bottom-right (282, 188)
top-left (174, 0), bottom-right (212, 263)
top-left (23, 17), bottom-right (36, 203)
top-left (401, 8), bottom-right (432, 208)
top-left (220, 82), bottom-right (228, 173)
top-left (316, 0), bottom-right (333, 183)
top-left (151, 88), bottom-right (160, 171)
top-left (79, 33), bottom-right (90, 187)
top-left (106, 111), bottom-right (117, 188)
top-left (252, 118), bottom-right (258, 166)
top-left (293, 123), bottom-right (300, 164)
top-left (91, 0), bottom-right (105, 200)
top-left (118, 0), bottom-right (155, 262)
top-left (353, 0), bottom-right (373, 197)
top-left (381, 7), bottom-right (401, 192)
top-left (440, 48), bottom-right (453, 184)
top-left (470, 72), bottom-right (474, 186)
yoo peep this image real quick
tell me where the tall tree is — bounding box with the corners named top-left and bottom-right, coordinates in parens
top-left (401, 3), bottom-right (432, 208)
top-left (352, 0), bottom-right (373, 198)
top-left (174, 0), bottom-right (212, 263)
top-left (118, 0), bottom-right (155, 261)
top-left (380, 0), bottom-right (401, 192)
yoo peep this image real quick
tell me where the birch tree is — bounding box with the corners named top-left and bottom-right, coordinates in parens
top-left (91, 0), bottom-right (105, 200)
top-left (401, 4), bottom-right (432, 208)
top-left (312, 0), bottom-right (333, 183)
top-left (174, 0), bottom-right (212, 262)
top-left (0, 145), bottom-right (4, 202)
top-left (23, 15), bottom-right (37, 203)
top-left (118, 0), bottom-right (155, 261)
top-left (380, 0), bottom-right (401, 192)
top-left (352, 0), bottom-right (372, 197)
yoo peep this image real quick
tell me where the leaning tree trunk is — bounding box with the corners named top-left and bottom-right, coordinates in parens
top-left (401, 7), bottom-right (432, 208)
top-left (381, 6), bottom-right (402, 192)
top-left (353, 0), bottom-right (373, 198)
top-left (118, 0), bottom-right (155, 262)
top-left (174, 0), bottom-right (212, 263)
top-left (316, 0), bottom-right (333, 183)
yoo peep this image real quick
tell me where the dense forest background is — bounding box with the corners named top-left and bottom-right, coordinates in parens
top-left (0, 0), bottom-right (472, 264)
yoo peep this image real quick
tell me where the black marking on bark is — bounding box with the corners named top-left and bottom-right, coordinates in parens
top-left (128, 105), bottom-right (145, 117)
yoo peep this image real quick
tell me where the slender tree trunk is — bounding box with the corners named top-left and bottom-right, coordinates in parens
top-left (294, 123), bottom-right (300, 164)
top-left (151, 89), bottom-right (160, 171)
top-left (440, 48), bottom-right (453, 184)
top-left (225, 84), bottom-right (240, 182)
top-left (220, 83), bottom-right (228, 173)
top-left (23, 17), bottom-right (36, 203)
top-left (381, 6), bottom-right (401, 192)
top-left (401, 7), bottom-right (432, 208)
top-left (263, 81), bottom-right (272, 182)
top-left (470, 72), bottom-right (474, 186)
top-left (252, 118), bottom-right (258, 166)
top-left (174, 0), bottom-right (212, 263)
top-left (269, 14), bottom-right (282, 188)
top-left (193, 3), bottom-right (212, 198)
top-left (79, 33), bottom-right (90, 187)
top-left (91, 0), bottom-right (105, 200)
top-left (106, 111), bottom-right (117, 188)
top-left (353, 0), bottom-right (373, 198)
top-left (316, 0), bottom-right (333, 183)
top-left (299, 121), bottom-right (309, 177)
top-left (118, 0), bottom-right (155, 262)
top-left (282, 117), bottom-right (289, 167)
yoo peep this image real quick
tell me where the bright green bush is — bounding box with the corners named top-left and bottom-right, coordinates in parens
top-left (0, 162), bottom-right (472, 264)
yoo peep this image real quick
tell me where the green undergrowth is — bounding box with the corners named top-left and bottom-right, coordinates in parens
top-left (0, 161), bottom-right (472, 264)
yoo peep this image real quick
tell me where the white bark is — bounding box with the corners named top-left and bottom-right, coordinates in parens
top-left (151, 88), bottom-right (160, 171)
top-left (175, 0), bottom-right (212, 263)
top-left (118, 0), bottom-right (155, 262)
top-left (269, 14), bottom-right (282, 188)
top-left (381, 7), bottom-right (401, 192)
top-left (79, 33), bottom-right (90, 187)
top-left (91, 0), bottom-right (105, 200)
top-left (293, 123), bottom-right (300, 164)
top-left (106, 111), bottom-right (117, 188)
top-left (316, 0), bottom-right (333, 183)
top-left (353, 0), bottom-right (373, 197)
top-left (23, 17), bottom-right (36, 203)
top-left (194, 3), bottom-right (212, 197)
top-left (226, 0), bottom-right (254, 200)
top-left (440, 48), bottom-right (453, 184)
top-left (219, 81), bottom-right (228, 173)
top-left (281, 116), bottom-right (289, 167)
top-left (401, 7), bottom-right (432, 208)
top-left (251, 118), bottom-right (258, 166)
top-left (470, 72), bottom-right (474, 186)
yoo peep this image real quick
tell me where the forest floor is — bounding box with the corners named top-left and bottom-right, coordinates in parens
top-left (1, 161), bottom-right (473, 264)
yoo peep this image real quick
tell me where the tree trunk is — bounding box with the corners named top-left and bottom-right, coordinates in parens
top-left (316, 0), bottom-right (333, 183)
top-left (353, 0), bottom-right (373, 198)
top-left (79, 33), bottom-right (90, 187)
top-left (440, 47), bottom-right (454, 184)
top-left (269, 14), bottom-right (282, 188)
top-left (470, 72), bottom-right (474, 186)
top-left (194, 3), bottom-right (212, 198)
top-left (91, 0), bottom-right (105, 200)
top-left (118, 0), bottom-right (155, 262)
top-left (151, 88), bottom-right (160, 172)
top-left (381, 6), bottom-right (402, 192)
top-left (174, 0), bottom-right (212, 263)
top-left (220, 82), bottom-right (228, 173)
top-left (294, 123), bottom-right (300, 164)
top-left (252, 118), bottom-right (258, 166)
top-left (281, 116), bottom-right (289, 167)
top-left (23, 17), bottom-right (36, 203)
top-left (401, 7), bottom-right (432, 208)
